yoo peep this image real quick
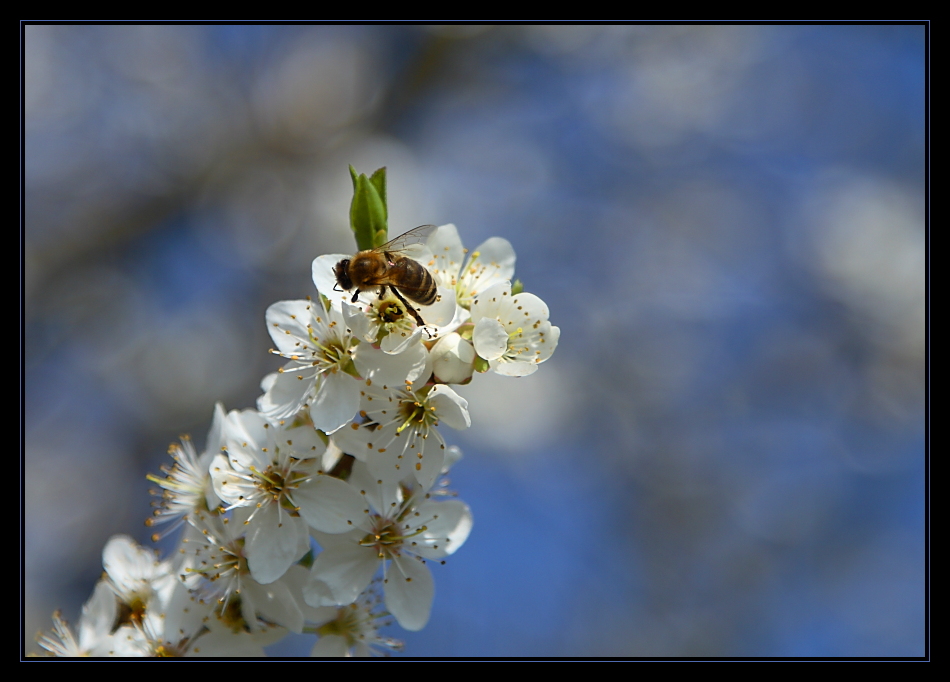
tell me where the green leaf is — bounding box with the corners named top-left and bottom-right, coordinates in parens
top-left (368, 166), bottom-right (388, 248)
top-left (369, 167), bottom-right (387, 222)
top-left (348, 167), bottom-right (389, 251)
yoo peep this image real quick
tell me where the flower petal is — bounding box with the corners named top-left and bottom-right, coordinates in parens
top-left (491, 359), bottom-right (539, 377)
top-left (266, 299), bottom-right (318, 357)
top-left (243, 578), bottom-right (305, 634)
top-left (412, 499), bottom-right (473, 560)
top-left (304, 536), bottom-right (379, 607)
top-left (426, 223), bottom-right (465, 288)
top-left (224, 409), bottom-right (275, 470)
top-left (312, 634), bottom-right (350, 657)
top-left (355, 343), bottom-right (429, 387)
top-left (385, 555), bottom-right (434, 631)
top-left (310, 371), bottom-right (360, 434)
top-left (257, 362), bottom-right (316, 421)
top-left (472, 318), bottom-right (508, 361)
top-left (428, 385), bottom-right (471, 430)
top-left (245, 507), bottom-right (307, 584)
top-left (294, 474), bottom-right (368, 534)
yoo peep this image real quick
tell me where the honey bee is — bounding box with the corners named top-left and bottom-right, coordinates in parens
top-left (333, 224), bottom-right (438, 328)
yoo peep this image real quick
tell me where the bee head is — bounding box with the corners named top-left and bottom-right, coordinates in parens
top-left (333, 259), bottom-right (353, 291)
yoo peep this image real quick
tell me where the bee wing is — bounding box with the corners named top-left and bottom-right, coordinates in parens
top-left (376, 224), bottom-right (438, 256)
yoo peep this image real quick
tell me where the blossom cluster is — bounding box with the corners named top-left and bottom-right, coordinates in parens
top-left (36, 219), bottom-right (558, 657)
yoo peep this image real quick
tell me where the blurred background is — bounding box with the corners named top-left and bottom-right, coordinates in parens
top-left (24, 25), bottom-right (925, 657)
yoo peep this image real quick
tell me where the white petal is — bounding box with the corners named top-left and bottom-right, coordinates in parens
top-left (413, 432), bottom-right (448, 492)
top-left (355, 343), bottom-right (428, 386)
top-left (341, 301), bottom-right (371, 340)
top-left (205, 402), bottom-right (228, 454)
top-left (426, 223), bottom-right (465, 288)
top-left (311, 634), bottom-right (350, 657)
top-left (442, 445), bottom-right (463, 473)
top-left (280, 565), bottom-right (339, 623)
top-left (428, 384), bottom-right (471, 430)
top-left (413, 499), bottom-right (473, 559)
top-left (461, 236), bottom-right (516, 295)
top-left (245, 508), bottom-right (307, 584)
top-left (385, 555), bottom-right (434, 631)
top-left (434, 301), bottom-right (471, 341)
top-left (422, 286), bottom-right (461, 329)
top-left (302, 575), bottom-right (336, 607)
top-left (305, 539), bottom-right (379, 607)
top-left (102, 535), bottom-right (157, 590)
top-left (330, 422), bottom-right (374, 464)
top-left (347, 460), bottom-right (397, 517)
top-left (294, 474), bottom-right (368, 534)
top-left (79, 580), bottom-right (118, 653)
top-left (310, 371), bottom-right (360, 434)
top-left (209, 452), bottom-right (253, 506)
top-left (266, 300), bottom-right (318, 356)
top-left (511, 291), bottom-right (549, 320)
top-left (380, 326), bottom-right (424, 354)
top-left (492, 360), bottom-right (539, 377)
top-left (468, 280), bottom-right (512, 323)
top-left (224, 409), bottom-right (275, 469)
top-left (472, 318), bottom-right (508, 361)
top-left (284, 423), bottom-right (327, 458)
top-left (539, 324), bottom-right (560, 362)
top-left (244, 578), bottom-right (305, 634)
top-left (259, 372), bottom-right (277, 394)
top-left (257, 362), bottom-right (315, 421)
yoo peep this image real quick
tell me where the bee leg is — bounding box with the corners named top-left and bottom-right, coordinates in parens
top-left (389, 286), bottom-right (430, 335)
top-left (378, 285), bottom-right (387, 299)
top-left (351, 290), bottom-right (361, 303)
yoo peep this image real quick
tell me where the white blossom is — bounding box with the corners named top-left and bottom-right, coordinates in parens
top-left (108, 579), bottom-right (273, 657)
top-left (308, 581), bottom-right (404, 657)
top-left (146, 403), bottom-right (226, 540)
top-left (101, 534), bottom-right (177, 625)
top-left (259, 298), bottom-right (369, 434)
top-left (470, 281), bottom-right (560, 376)
top-left (332, 378), bottom-right (471, 491)
top-left (304, 462), bottom-right (473, 631)
top-left (176, 514), bottom-right (306, 634)
top-left (35, 581), bottom-right (119, 657)
top-left (43, 196), bottom-right (559, 656)
top-left (426, 224), bottom-right (516, 309)
top-left (210, 409), bottom-right (366, 584)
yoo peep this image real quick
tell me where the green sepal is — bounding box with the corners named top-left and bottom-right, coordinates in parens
top-left (511, 279), bottom-right (524, 296)
top-left (455, 322), bottom-right (474, 341)
top-left (340, 356), bottom-right (361, 379)
top-left (348, 165), bottom-right (388, 251)
top-left (474, 355), bottom-right (491, 373)
top-left (296, 549), bottom-right (314, 569)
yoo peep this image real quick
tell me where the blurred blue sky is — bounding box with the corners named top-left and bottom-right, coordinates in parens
top-left (24, 24), bottom-right (925, 657)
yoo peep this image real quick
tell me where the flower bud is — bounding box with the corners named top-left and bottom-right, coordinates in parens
top-left (430, 332), bottom-right (476, 384)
